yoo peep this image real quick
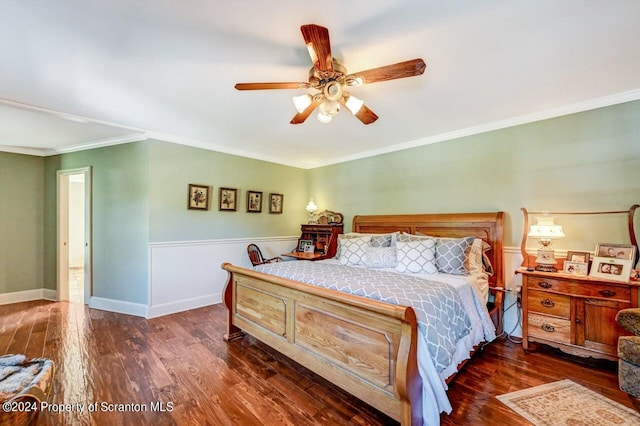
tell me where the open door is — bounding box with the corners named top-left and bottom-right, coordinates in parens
top-left (57, 167), bottom-right (92, 303)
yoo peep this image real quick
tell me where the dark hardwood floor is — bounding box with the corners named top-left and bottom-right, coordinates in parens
top-left (1, 300), bottom-right (635, 425)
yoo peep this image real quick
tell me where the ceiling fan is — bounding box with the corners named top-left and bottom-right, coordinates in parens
top-left (235, 24), bottom-right (426, 125)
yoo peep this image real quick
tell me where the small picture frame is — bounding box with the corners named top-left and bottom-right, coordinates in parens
top-left (247, 191), bottom-right (262, 213)
top-left (187, 184), bottom-right (210, 210)
top-left (566, 251), bottom-right (590, 264)
top-left (563, 261), bottom-right (588, 276)
top-left (269, 193), bottom-right (284, 214)
top-left (589, 256), bottom-right (632, 282)
top-left (219, 187), bottom-right (237, 211)
top-left (298, 239), bottom-right (313, 252)
top-left (594, 243), bottom-right (636, 261)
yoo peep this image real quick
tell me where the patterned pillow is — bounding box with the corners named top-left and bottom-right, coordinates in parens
top-left (436, 237), bottom-right (475, 275)
top-left (395, 239), bottom-right (437, 274)
top-left (397, 232), bottom-right (431, 242)
top-left (339, 236), bottom-right (372, 266)
top-left (365, 246), bottom-right (398, 268)
top-left (336, 232), bottom-right (395, 259)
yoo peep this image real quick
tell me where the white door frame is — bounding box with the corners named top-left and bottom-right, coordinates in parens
top-left (57, 167), bottom-right (92, 303)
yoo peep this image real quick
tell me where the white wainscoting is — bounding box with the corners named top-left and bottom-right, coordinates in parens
top-left (147, 236), bottom-right (298, 319)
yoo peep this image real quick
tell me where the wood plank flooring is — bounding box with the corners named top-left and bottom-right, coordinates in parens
top-left (1, 300), bottom-right (636, 425)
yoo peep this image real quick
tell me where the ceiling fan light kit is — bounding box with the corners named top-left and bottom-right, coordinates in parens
top-left (235, 24), bottom-right (426, 125)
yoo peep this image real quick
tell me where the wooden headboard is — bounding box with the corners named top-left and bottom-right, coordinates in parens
top-left (352, 212), bottom-right (505, 290)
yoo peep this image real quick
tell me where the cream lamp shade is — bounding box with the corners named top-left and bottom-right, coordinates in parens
top-left (528, 216), bottom-right (565, 272)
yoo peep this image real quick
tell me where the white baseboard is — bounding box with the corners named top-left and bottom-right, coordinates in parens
top-left (0, 288), bottom-right (58, 305)
top-left (42, 289), bottom-right (58, 301)
top-left (89, 296), bottom-right (148, 318)
top-left (146, 293), bottom-right (221, 319)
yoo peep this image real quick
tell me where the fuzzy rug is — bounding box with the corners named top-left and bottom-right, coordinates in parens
top-left (0, 354), bottom-right (54, 401)
top-left (497, 380), bottom-right (640, 425)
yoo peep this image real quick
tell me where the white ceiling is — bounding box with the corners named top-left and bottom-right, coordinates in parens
top-left (1, 1), bottom-right (639, 168)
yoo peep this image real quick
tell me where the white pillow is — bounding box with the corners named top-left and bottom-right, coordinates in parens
top-left (339, 236), bottom-right (372, 266)
top-left (365, 246), bottom-right (398, 268)
top-left (395, 239), bottom-right (437, 274)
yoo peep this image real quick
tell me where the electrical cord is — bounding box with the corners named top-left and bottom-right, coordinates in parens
top-left (493, 288), bottom-right (523, 344)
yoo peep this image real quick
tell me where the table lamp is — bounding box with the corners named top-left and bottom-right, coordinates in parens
top-left (306, 199), bottom-right (318, 224)
top-left (528, 215), bottom-right (565, 272)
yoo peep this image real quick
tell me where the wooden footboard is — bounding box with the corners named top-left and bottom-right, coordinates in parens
top-left (222, 262), bottom-right (423, 425)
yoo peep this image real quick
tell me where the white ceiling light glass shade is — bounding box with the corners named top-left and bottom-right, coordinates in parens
top-left (344, 95), bottom-right (364, 115)
top-left (317, 111), bottom-right (333, 123)
top-left (318, 100), bottom-right (340, 116)
top-left (292, 94), bottom-right (312, 113)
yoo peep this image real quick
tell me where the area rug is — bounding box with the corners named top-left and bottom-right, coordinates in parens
top-left (496, 379), bottom-right (640, 425)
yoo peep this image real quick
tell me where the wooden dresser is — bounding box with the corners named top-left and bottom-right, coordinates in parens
top-left (518, 268), bottom-right (638, 361)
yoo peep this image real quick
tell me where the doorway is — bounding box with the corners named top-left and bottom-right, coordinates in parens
top-left (57, 167), bottom-right (92, 304)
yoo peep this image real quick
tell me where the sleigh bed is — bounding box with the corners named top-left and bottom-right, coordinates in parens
top-left (222, 212), bottom-right (504, 425)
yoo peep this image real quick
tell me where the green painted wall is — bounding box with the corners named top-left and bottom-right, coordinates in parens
top-left (308, 100), bottom-right (640, 252)
top-left (44, 142), bottom-right (150, 303)
top-left (148, 141), bottom-right (306, 242)
top-left (3, 101), bottom-right (639, 304)
top-left (0, 152), bottom-right (44, 293)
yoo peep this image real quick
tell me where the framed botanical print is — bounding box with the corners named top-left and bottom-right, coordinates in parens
top-left (187, 184), bottom-right (210, 210)
top-left (269, 193), bottom-right (283, 214)
top-left (219, 187), bottom-right (237, 211)
top-left (247, 190), bottom-right (262, 213)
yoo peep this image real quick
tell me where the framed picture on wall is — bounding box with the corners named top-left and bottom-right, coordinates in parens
top-left (187, 184), bottom-right (210, 210)
top-left (219, 187), bottom-right (237, 211)
top-left (269, 193), bottom-right (283, 214)
top-left (247, 191), bottom-right (262, 213)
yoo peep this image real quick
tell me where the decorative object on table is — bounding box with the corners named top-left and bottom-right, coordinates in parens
top-left (306, 199), bottom-right (318, 223)
top-left (589, 256), bottom-right (633, 282)
top-left (0, 354), bottom-right (55, 426)
top-left (595, 243), bottom-right (637, 261)
top-left (566, 250), bottom-right (590, 264)
top-left (298, 239), bottom-right (313, 253)
top-left (187, 183), bottom-right (210, 210)
top-left (314, 209), bottom-right (344, 225)
top-left (247, 190), bottom-right (262, 213)
top-left (219, 187), bottom-right (237, 211)
top-left (527, 213), bottom-right (565, 272)
top-left (563, 261), bottom-right (588, 276)
top-left (269, 193), bottom-right (283, 214)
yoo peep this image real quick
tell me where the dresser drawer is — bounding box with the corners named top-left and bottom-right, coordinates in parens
top-left (528, 313), bottom-right (571, 344)
top-left (527, 277), bottom-right (631, 301)
top-left (528, 290), bottom-right (570, 318)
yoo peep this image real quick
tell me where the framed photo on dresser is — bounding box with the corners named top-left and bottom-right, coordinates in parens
top-left (589, 256), bottom-right (632, 282)
top-left (594, 243), bottom-right (636, 261)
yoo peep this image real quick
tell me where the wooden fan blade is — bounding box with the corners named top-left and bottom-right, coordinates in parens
top-left (354, 105), bottom-right (378, 125)
top-left (290, 98), bottom-right (321, 124)
top-left (235, 82), bottom-right (309, 90)
top-left (300, 24), bottom-right (333, 72)
top-left (350, 59), bottom-right (426, 84)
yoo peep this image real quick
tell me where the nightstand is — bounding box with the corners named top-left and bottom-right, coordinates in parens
top-left (517, 268), bottom-right (639, 361)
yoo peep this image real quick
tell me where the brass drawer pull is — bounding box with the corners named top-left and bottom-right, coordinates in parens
top-left (599, 289), bottom-right (615, 297)
top-left (540, 298), bottom-right (555, 308)
top-left (538, 281), bottom-right (552, 289)
top-left (541, 324), bottom-right (555, 333)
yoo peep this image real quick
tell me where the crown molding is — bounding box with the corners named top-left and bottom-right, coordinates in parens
top-left (309, 89), bottom-right (640, 169)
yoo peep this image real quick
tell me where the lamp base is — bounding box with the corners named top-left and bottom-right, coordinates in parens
top-left (535, 264), bottom-right (558, 273)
